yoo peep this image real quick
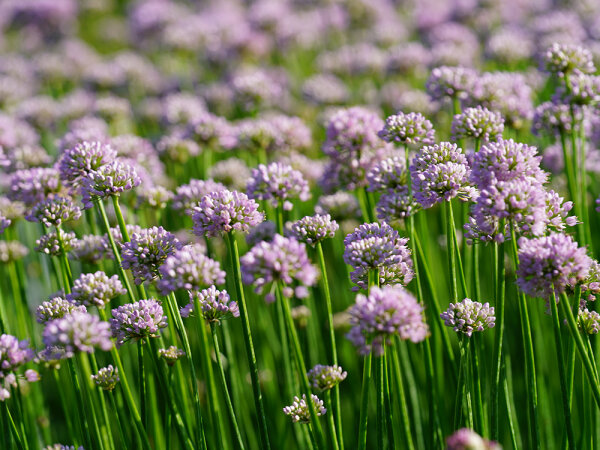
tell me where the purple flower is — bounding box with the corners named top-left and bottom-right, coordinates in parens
top-left (545, 190), bottom-right (579, 233)
top-left (426, 66), bottom-right (479, 102)
top-left (26, 196), bottom-right (82, 227)
top-left (557, 72), bottom-right (600, 106)
top-left (440, 298), bottom-right (495, 337)
top-left (191, 189), bottom-right (264, 238)
top-left (579, 309), bottom-right (600, 335)
top-left (376, 188), bottom-right (420, 224)
top-left (0, 216), bottom-right (10, 234)
top-left (0, 334), bottom-right (35, 378)
top-left (91, 365), bottom-right (119, 391)
top-left (532, 101), bottom-right (577, 137)
top-left (158, 346), bottom-right (185, 366)
top-left (42, 311), bottom-right (113, 355)
top-left (343, 222), bottom-right (414, 291)
top-left (246, 220), bottom-right (277, 247)
top-left (517, 233), bottom-right (591, 300)
top-left (35, 230), bottom-right (77, 256)
top-left (315, 193), bottom-right (361, 222)
top-left (451, 106), bottom-right (504, 142)
top-left (302, 74), bottom-right (349, 105)
top-left (71, 234), bottom-right (110, 263)
top-left (157, 244), bottom-right (225, 294)
top-left (366, 156), bottom-right (408, 192)
top-left (187, 111), bottom-right (235, 150)
top-left (247, 162), bottom-right (310, 210)
top-left (240, 234), bottom-right (318, 301)
top-left (378, 112), bottom-right (435, 146)
top-left (81, 160), bottom-right (141, 208)
top-left (180, 286), bottom-right (239, 322)
top-left (36, 296), bottom-right (86, 324)
top-left (172, 179), bottom-right (226, 214)
top-left (0, 197), bottom-right (26, 222)
top-left (67, 271), bottom-right (126, 308)
top-left (209, 158), bottom-right (251, 191)
top-left (288, 214), bottom-right (339, 246)
top-left (283, 394), bottom-right (326, 424)
top-left (307, 364), bottom-right (347, 391)
top-left (57, 141), bottom-right (117, 188)
top-left (410, 142), bottom-right (472, 209)
top-left (542, 43), bottom-right (596, 77)
top-left (110, 299), bottom-right (167, 346)
top-left (136, 186), bottom-right (173, 209)
top-left (446, 428), bottom-right (500, 450)
top-left (8, 167), bottom-right (61, 206)
top-left (121, 227), bottom-right (182, 285)
top-left (346, 286), bottom-right (428, 355)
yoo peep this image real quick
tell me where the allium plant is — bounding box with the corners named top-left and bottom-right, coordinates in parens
top-left (441, 298), bottom-right (496, 337)
top-left (57, 141), bottom-right (117, 188)
top-left (378, 112), bottom-right (435, 146)
top-left (91, 365), bottom-right (119, 391)
top-left (36, 296), bottom-right (86, 324)
top-left (542, 43), bottom-right (596, 77)
top-left (307, 364), bottom-right (347, 391)
top-left (42, 311), bottom-right (113, 356)
top-left (0, 334), bottom-right (36, 400)
top-left (451, 106), bottom-right (504, 143)
top-left (26, 196), bottom-right (82, 227)
top-left (247, 162), bottom-right (310, 210)
top-left (180, 286), bottom-right (239, 322)
top-left (283, 394), bottom-right (327, 424)
top-left (110, 299), bottom-right (167, 346)
top-left (288, 214), bottom-right (339, 246)
top-left (158, 346), bottom-right (186, 366)
top-left (172, 179), bottom-right (226, 213)
top-left (81, 160), bottom-right (141, 208)
top-left (66, 271), bottom-right (126, 308)
top-left (446, 428), bottom-right (501, 450)
top-left (35, 230), bottom-right (77, 256)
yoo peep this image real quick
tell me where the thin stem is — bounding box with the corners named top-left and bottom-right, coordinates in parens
top-left (444, 202), bottom-right (458, 301)
top-left (68, 358), bottom-right (93, 449)
top-left (471, 335), bottom-right (484, 435)
top-left (4, 403), bottom-right (24, 450)
top-left (138, 342), bottom-right (147, 430)
top-left (224, 233), bottom-right (271, 450)
top-left (108, 391), bottom-right (130, 448)
top-left (376, 352), bottom-right (385, 450)
top-left (491, 238), bottom-right (506, 440)
top-left (324, 390), bottom-right (340, 450)
top-left (210, 323), bottom-right (246, 450)
top-left (358, 352), bottom-right (372, 450)
top-left (390, 345), bottom-right (415, 450)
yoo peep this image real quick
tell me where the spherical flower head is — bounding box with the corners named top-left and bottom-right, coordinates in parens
top-left (188, 111), bottom-right (235, 149)
top-left (578, 308), bottom-right (600, 335)
top-left (378, 112), bottom-right (435, 146)
top-left (531, 101), bottom-right (574, 137)
top-left (0, 334), bottom-right (35, 378)
top-left (543, 43), bottom-right (596, 77)
top-left (110, 299), bottom-right (167, 346)
top-left (209, 158), bottom-right (251, 191)
top-left (307, 364), bottom-right (347, 391)
top-left (158, 244), bottom-right (225, 294)
top-left (246, 220), bottom-right (276, 247)
top-left (440, 298), bottom-right (495, 337)
top-left (446, 428), bottom-right (501, 450)
top-left (121, 227), bottom-right (182, 285)
top-left (67, 271), bottom-right (126, 308)
top-left (426, 66), bottom-right (479, 102)
top-left (8, 167), bottom-right (61, 206)
top-left (158, 346), bottom-right (186, 366)
top-left (545, 190), bottom-right (579, 233)
top-left (181, 286), bottom-right (239, 322)
top-left (451, 106), bottom-right (504, 142)
top-left (191, 189), bottom-right (265, 238)
top-left (0, 241), bottom-right (28, 263)
top-left (240, 234), bottom-right (318, 301)
top-left (347, 286), bottom-right (428, 355)
top-left (558, 72), bottom-right (600, 106)
top-left (247, 162), bottom-right (310, 210)
top-left (343, 222), bottom-right (414, 291)
top-left (471, 138), bottom-right (547, 188)
top-left (288, 214), bottom-right (339, 246)
top-left (35, 230), bottom-right (77, 256)
top-left (517, 232), bottom-right (592, 300)
top-left (0, 197), bottom-right (26, 221)
top-left (376, 188), bottom-right (420, 224)
top-left (283, 394), bottom-right (326, 424)
top-left (44, 445), bottom-right (84, 450)
top-left (136, 185), bottom-right (173, 209)
top-left (57, 141), bottom-right (117, 188)
top-left (36, 296), bottom-right (86, 324)
top-left (26, 196), bottom-right (82, 227)
top-left (91, 365), bottom-right (119, 391)
top-left (172, 179), bottom-right (226, 213)
top-left (366, 156), bottom-right (408, 192)
top-left (42, 311), bottom-right (113, 356)
top-left (315, 193), bottom-right (361, 222)
top-left (72, 234), bottom-right (110, 263)
top-left (81, 160), bottom-right (142, 208)
top-left (410, 142), bottom-right (472, 209)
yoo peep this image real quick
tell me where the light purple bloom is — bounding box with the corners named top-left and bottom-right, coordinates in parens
top-left (71, 234), bottom-right (110, 263)
top-left (426, 66), bottom-right (479, 102)
top-left (35, 230), bottom-right (77, 256)
top-left (376, 188), bottom-right (420, 224)
top-left (440, 298), bottom-right (495, 337)
top-left (0, 241), bottom-right (29, 262)
top-left (81, 160), bottom-right (141, 208)
top-left (543, 43), bottom-right (596, 77)
top-left (366, 156), bottom-right (408, 192)
top-left (172, 179), bottom-right (227, 214)
top-left (8, 167), bottom-right (61, 206)
top-left (26, 196), bottom-right (82, 227)
top-left (158, 346), bottom-right (185, 366)
top-left (67, 271), bottom-right (126, 307)
top-left (247, 162), bottom-right (310, 210)
top-left (110, 299), bottom-right (167, 346)
top-left (288, 214), bottom-right (339, 246)
top-left (283, 394), bottom-right (326, 424)
top-left (347, 286), bottom-right (428, 355)
top-left (315, 193), bottom-right (361, 222)
top-left (446, 428), bottom-right (500, 450)
top-left (0, 216), bottom-right (10, 234)
top-left (36, 296), bottom-right (86, 324)
top-left (180, 286), bottom-right (239, 322)
top-left (0, 334), bottom-right (35, 378)
top-left (42, 311), bottom-right (113, 355)
top-left (57, 141), bottom-right (117, 188)
top-left (307, 364), bottom-right (347, 391)
top-left (91, 365), bottom-right (119, 391)
top-left (451, 106), bottom-right (504, 142)
top-left (378, 112), bottom-right (435, 146)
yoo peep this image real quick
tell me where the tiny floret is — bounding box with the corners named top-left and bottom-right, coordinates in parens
top-left (283, 394), bottom-right (326, 424)
top-left (440, 298), bottom-right (496, 337)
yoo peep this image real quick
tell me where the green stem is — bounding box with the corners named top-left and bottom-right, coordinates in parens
top-left (68, 358), bottom-right (93, 449)
top-left (357, 352), bottom-right (372, 450)
top-left (444, 202), bottom-right (458, 301)
top-left (224, 233), bottom-right (271, 450)
top-left (4, 403), bottom-right (24, 450)
top-left (491, 238), bottom-right (506, 440)
top-left (376, 352), bottom-right (385, 450)
top-left (138, 342), bottom-right (147, 430)
top-left (324, 390), bottom-right (340, 450)
top-left (390, 345), bottom-right (415, 450)
top-left (108, 391), bottom-right (130, 448)
top-left (471, 335), bottom-right (484, 435)
top-left (210, 323), bottom-right (246, 450)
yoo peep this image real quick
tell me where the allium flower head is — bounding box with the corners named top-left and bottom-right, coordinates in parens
top-left (0, 241), bottom-right (28, 262)
top-left (378, 112), bottom-right (435, 146)
top-left (247, 162), bottom-right (310, 211)
top-left (42, 311), bottom-right (113, 356)
top-left (376, 188), bottom-right (420, 223)
top-left (288, 214), bottom-right (339, 246)
top-left (187, 111), bottom-right (235, 149)
top-left (446, 428), bottom-right (501, 450)
top-left (57, 141), bottom-right (117, 188)
top-left (315, 193), bottom-right (361, 222)
top-left (517, 233), bottom-right (592, 300)
top-left (91, 365), bottom-right (119, 391)
top-left (180, 286), bottom-right (239, 322)
top-left (246, 221), bottom-right (277, 247)
top-left (191, 189), bottom-right (264, 238)
top-left (558, 72), bottom-right (600, 106)
top-left (347, 286), bottom-right (428, 355)
top-left (67, 271), bottom-right (126, 307)
top-left (307, 364), bottom-right (347, 391)
top-left (172, 179), bottom-right (226, 213)
top-left (136, 185), bottom-right (173, 209)
top-left (209, 158), bottom-right (251, 191)
top-left (366, 156), bottom-right (408, 192)
top-left (343, 222), bottom-right (414, 291)
top-left (158, 346), bottom-right (185, 366)
top-left (0, 334), bottom-right (35, 378)
top-left (35, 230), bottom-right (77, 256)
top-left (440, 298), bottom-right (495, 337)
top-left (543, 43), bottom-right (596, 77)
top-left (545, 190), bottom-right (579, 233)
top-left (240, 234), bottom-right (318, 301)
top-left (0, 197), bottom-right (26, 221)
top-left (121, 227), bottom-right (182, 285)
top-left (111, 299), bottom-right (167, 346)
top-left (531, 101), bottom-right (575, 137)
top-left (26, 196), bottom-right (82, 227)
top-left (8, 167), bottom-right (61, 206)
top-left (410, 142), bottom-right (472, 209)
top-left (81, 160), bottom-right (141, 208)
top-left (426, 66), bottom-right (478, 102)
top-left (283, 394), bottom-right (326, 424)
top-left (158, 244), bottom-right (225, 294)
top-left (451, 106), bottom-right (504, 142)
top-left (72, 234), bottom-right (109, 263)
top-left (36, 296), bottom-right (86, 324)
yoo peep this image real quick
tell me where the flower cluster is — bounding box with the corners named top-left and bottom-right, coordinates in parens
top-left (247, 162), bottom-right (310, 210)
top-left (110, 299), bottom-right (168, 346)
top-left (288, 214), bottom-right (339, 246)
top-left (42, 311), bottom-right (113, 355)
top-left (347, 286), bottom-right (428, 355)
top-left (35, 230), bottom-right (77, 256)
top-left (81, 160), bottom-right (141, 208)
top-left (36, 296), bottom-right (86, 324)
top-left (446, 428), bottom-right (501, 450)
top-left (451, 106), bottom-right (504, 142)
top-left (172, 179), bottom-right (226, 213)
top-left (0, 334), bottom-right (37, 400)
top-left (8, 168), bottom-right (62, 206)
top-left (378, 112), bottom-right (435, 146)
top-left (283, 394), bottom-right (326, 424)
top-left (26, 196), bottom-right (82, 227)
top-left (158, 346), bottom-right (186, 366)
top-left (180, 286), bottom-right (239, 322)
top-left (440, 298), bottom-right (496, 337)
top-left (366, 156), bottom-right (408, 192)
top-left (240, 234), bottom-right (318, 301)
top-left (57, 141), bottom-right (117, 188)
top-left (91, 365), bottom-right (119, 391)
top-left (67, 271), bottom-right (127, 307)
top-left (542, 43), bottom-right (595, 77)
top-left (307, 364), bottom-right (347, 391)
